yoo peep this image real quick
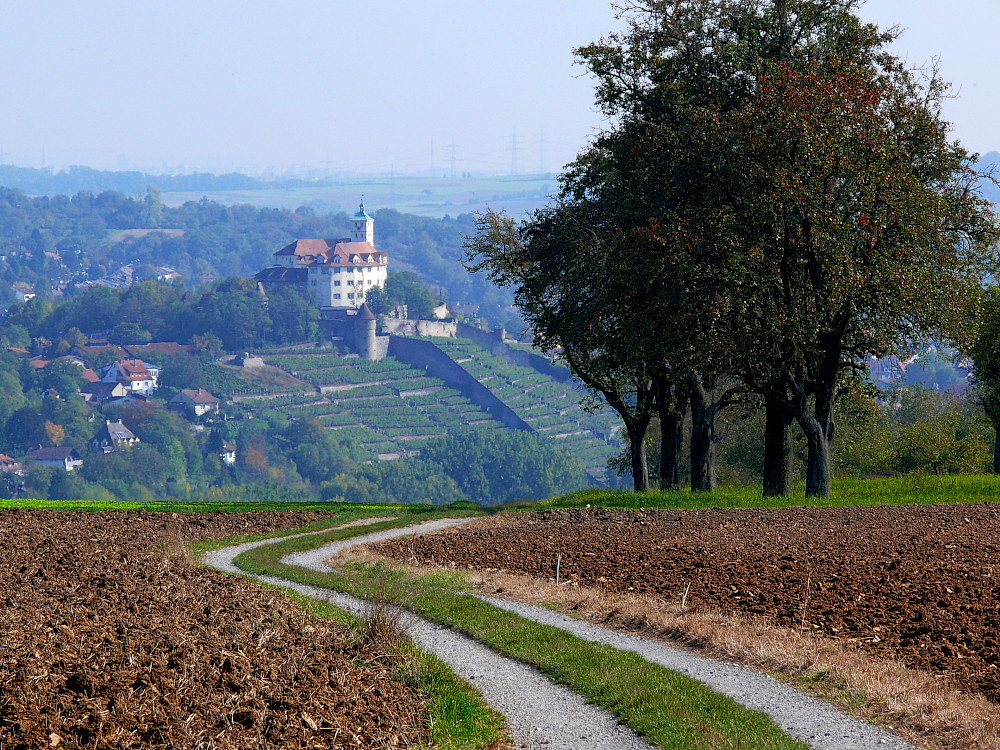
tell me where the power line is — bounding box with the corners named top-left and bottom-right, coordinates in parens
top-left (447, 138), bottom-right (459, 180)
top-left (507, 128), bottom-right (524, 175)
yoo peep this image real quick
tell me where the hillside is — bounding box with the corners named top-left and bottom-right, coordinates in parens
top-left (209, 336), bottom-right (621, 477)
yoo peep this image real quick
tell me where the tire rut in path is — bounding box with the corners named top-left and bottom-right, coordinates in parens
top-left (203, 518), bottom-right (652, 750)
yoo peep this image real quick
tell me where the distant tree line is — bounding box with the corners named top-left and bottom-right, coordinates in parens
top-left (0, 187), bottom-right (521, 331)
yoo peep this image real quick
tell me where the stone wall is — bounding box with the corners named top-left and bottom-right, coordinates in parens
top-left (382, 318), bottom-right (458, 338)
top-left (388, 336), bottom-right (531, 431)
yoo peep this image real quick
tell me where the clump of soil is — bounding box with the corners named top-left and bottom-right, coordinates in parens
top-left (0, 510), bottom-right (426, 749)
top-left (374, 504), bottom-right (1000, 701)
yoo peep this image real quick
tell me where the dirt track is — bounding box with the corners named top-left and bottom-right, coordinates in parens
top-left (373, 505), bottom-right (1000, 701)
top-left (0, 510), bottom-right (426, 750)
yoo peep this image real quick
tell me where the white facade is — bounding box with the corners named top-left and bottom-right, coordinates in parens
top-left (263, 201), bottom-right (388, 310)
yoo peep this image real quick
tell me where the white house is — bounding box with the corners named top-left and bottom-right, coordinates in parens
top-left (100, 359), bottom-right (159, 395)
top-left (90, 420), bottom-right (140, 454)
top-left (169, 388), bottom-right (220, 417)
top-left (254, 201), bottom-right (388, 310)
top-left (25, 446), bottom-right (83, 472)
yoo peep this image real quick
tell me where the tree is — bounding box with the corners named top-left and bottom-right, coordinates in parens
top-left (494, 0), bottom-right (998, 498)
top-left (466, 208), bottom-right (661, 490)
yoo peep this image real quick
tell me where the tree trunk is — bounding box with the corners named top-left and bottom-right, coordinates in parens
top-left (802, 417), bottom-right (833, 499)
top-left (762, 397), bottom-right (794, 497)
top-left (659, 409), bottom-right (684, 491)
top-left (994, 427), bottom-right (1000, 475)
top-left (689, 380), bottom-right (716, 492)
top-left (655, 377), bottom-right (686, 491)
top-left (625, 418), bottom-right (651, 491)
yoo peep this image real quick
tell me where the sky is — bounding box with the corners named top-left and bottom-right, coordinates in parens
top-left (0, 1), bottom-right (996, 177)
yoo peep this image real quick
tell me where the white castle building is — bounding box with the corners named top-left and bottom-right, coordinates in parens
top-left (255, 202), bottom-right (388, 310)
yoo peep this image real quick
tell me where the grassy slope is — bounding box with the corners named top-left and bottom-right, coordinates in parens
top-left (235, 516), bottom-right (809, 750)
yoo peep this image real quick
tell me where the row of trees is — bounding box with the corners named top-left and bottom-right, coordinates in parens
top-left (468, 0), bottom-right (999, 498)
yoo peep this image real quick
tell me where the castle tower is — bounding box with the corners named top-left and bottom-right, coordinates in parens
top-left (355, 302), bottom-right (379, 361)
top-left (351, 200), bottom-right (374, 244)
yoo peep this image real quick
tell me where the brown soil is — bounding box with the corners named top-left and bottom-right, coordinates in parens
top-left (0, 510), bottom-right (426, 750)
top-left (373, 505), bottom-right (1000, 702)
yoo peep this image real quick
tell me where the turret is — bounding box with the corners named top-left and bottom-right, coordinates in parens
top-left (351, 200), bottom-right (374, 245)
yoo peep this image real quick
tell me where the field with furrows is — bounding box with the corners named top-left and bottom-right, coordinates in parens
top-left (0, 510), bottom-right (428, 749)
top-left (377, 505), bottom-right (1000, 702)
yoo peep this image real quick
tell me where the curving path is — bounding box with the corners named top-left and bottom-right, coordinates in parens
top-left (204, 518), bottom-right (652, 750)
top-left (204, 517), bottom-right (917, 750)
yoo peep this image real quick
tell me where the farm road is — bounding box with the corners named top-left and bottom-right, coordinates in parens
top-left (204, 517), bottom-right (651, 750)
top-left (205, 517), bottom-right (916, 750)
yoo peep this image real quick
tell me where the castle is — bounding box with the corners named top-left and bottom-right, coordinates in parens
top-left (254, 202), bottom-right (388, 310)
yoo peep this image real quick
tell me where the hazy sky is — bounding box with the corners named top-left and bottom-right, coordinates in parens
top-left (0, 1), bottom-right (995, 176)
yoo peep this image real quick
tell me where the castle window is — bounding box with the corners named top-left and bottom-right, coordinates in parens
top-left (347, 280), bottom-right (354, 285)
top-left (321, 268), bottom-right (329, 275)
top-left (334, 280), bottom-right (340, 286)
top-left (334, 293), bottom-right (341, 300)
top-left (347, 293), bottom-right (354, 299)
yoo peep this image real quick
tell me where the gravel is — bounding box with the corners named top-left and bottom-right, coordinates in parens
top-left (204, 519), bottom-right (653, 750)
top-left (205, 517), bottom-right (918, 750)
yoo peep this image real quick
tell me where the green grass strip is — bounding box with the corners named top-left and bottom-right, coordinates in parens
top-left (0, 498), bottom-right (453, 514)
top-left (234, 518), bottom-right (809, 750)
top-left (538, 473), bottom-right (1000, 511)
top-left (283, 589), bottom-right (509, 750)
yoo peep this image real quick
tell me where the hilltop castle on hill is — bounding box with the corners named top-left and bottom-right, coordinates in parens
top-left (254, 202), bottom-right (388, 310)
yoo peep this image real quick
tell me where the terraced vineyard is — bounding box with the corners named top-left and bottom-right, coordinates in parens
top-left (238, 340), bottom-right (620, 475)
top-left (427, 338), bottom-right (621, 476)
top-left (252, 352), bottom-right (501, 459)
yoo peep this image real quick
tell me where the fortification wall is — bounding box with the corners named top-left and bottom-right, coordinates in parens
top-left (388, 336), bottom-right (531, 431)
top-left (382, 319), bottom-right (458, 338)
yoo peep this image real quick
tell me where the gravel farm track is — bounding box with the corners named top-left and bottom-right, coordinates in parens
top-left (0, 509), bottom-right (427, 750)
top-left (372, 505), bottom-right (1000, 702)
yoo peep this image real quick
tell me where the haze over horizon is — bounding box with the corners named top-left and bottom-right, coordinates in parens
top-left (1, 1), bottom-right (997, 179)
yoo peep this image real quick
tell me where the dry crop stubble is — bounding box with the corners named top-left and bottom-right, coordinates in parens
top-left (362, 510), bottom-right (1000, 750)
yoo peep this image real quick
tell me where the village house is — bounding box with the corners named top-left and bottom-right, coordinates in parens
top-left (254, 202), bottom-right (387, 310)
top-left (25, 446), bottom-right (83, 472)
top-left (12, 282), bottom-right (35, 303)
top-left (80, 381), bottom-right (130, 404)
top-left (168, 388), bottom-right (220, 417)
top-left (90, 420), bottom-right (140, 454)
top-left (0, 454), bottom-right (25, 476)
top-left (219, 441), bottom-right (237, 466)
top-left (100, 358), bottom-right (159, 395)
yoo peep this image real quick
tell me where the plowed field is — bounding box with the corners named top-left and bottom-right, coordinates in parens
top-left (374, 505), bottom-right (1000, 701)
top-left (0, 510), bottom-right (426, 749)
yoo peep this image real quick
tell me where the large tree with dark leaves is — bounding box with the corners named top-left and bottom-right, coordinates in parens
top-left (477, 0), bottom-right (996, 498)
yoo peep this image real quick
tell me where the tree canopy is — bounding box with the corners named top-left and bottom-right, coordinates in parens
top-left (467, 0), bottom-right (998, 497)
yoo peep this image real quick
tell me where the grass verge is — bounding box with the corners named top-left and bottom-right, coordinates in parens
top-left (233, 518), bottom-right (810, 750)
top-left (538, 473), bottom-right (1000, 511)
